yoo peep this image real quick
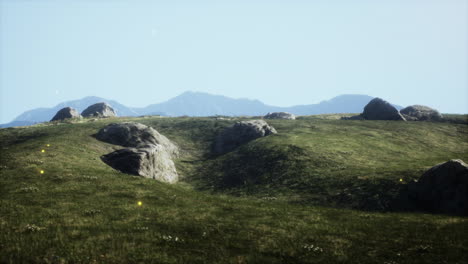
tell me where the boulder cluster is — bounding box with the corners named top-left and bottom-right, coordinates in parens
top-left (50, 102), bottom-right (116, 122)
top-left (342, 97), bottom-right (443, 121)
top-left (96, 119), bottom-right (279, 183)
top-left (96, 122), bottom-right (179, 183)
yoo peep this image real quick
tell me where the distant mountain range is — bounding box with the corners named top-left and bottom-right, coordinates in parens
top-left (0, 96), bottom-right (139, 128)
top-left (0, 92), bottom-right (399, 128)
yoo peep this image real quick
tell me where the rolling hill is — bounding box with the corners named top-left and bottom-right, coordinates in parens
top-left (0, 115), bottom-right (467, 263)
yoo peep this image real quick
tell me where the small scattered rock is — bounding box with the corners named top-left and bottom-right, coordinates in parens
top-left (81, 102), bottom-right (116, 118)
top-left (50, 107), bottom-right (81, 121)
top-left (213, 120), bottom-right (277, 154)
top-left (264, 112), bottom-right (296, 120)
top-left (23, 224), bottom-right (44, 233)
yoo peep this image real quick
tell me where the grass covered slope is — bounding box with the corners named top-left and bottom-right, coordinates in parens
top-left (1, 116), bottom-right (467, 263)
top-left (191, 118), bottom-right (468, 210)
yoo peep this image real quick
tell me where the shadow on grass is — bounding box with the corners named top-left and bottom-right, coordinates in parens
top-left (0, 131), bottom-right (49, 147)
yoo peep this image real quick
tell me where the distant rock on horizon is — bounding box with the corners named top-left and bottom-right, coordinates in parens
top-left (400, 105), bottom-right (443, 121)
top-left (50, 107), bottom-right (81, 121)
top-left (264, 112), bottom-right (296, 120)
top-left (361, 98), bottom-right (406, 121)
top-left (81, 102), bottom-right (116, 118)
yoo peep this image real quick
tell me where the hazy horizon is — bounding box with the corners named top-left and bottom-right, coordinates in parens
top-left (1, 0), bottom-right (467, 123)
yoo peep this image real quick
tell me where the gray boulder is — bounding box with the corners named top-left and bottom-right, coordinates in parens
top-left (408, 159), bottom-right (468, 215)
top-left (82, 102), bottom-right (116, 118)
top-left (50, 107), bottom-right (81, 121)
top-left (101, 144), bottom-right (178, 183)
top-left (213, 120), bottom-right (277, 155)
top-left (362, 98), bottom-right (406, 121)
top-left (96, 122), bottom-right (179, 183)
top-left (400, 105), bottom-right (443, 121)
top-left (96, 122), bottom-right (178, 157)
top-left (264, 112), bottom-right (296, 120)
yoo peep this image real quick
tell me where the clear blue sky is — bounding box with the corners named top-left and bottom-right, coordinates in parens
top-left (1, 0), bottom-right (467, 123)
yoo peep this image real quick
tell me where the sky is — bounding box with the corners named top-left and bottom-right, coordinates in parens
top-left (0, 0), bottom-right (467, 123)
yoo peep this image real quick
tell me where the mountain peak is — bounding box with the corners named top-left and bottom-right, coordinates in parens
top-left (80, 96), bottom-right (106, 101)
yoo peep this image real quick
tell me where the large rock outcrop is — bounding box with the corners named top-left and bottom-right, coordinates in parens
top-left (82, 102), bottom-right (116, 118)
top-left (96, 122), bottom-right (179, 183)
top-left (264, 112), bottom-right (296, 120)
top-left (213, 120), bottom-right (277, 155)
top-left (362, 98), bottom-right (406, 121)
top-left (400, 105), bottom-right (443, 121)
top-left (96, 122), bottom-right (178, 157)
top-left (50, 107), bottom-right (81, 121)
top-left (407, 159), bottom-right (468, 215)
top-left (101, 145), bottom-right (178, 183)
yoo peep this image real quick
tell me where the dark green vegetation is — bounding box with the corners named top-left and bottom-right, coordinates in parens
top-left (440, 114), bottom-right (468, 124)
top-left (1, 116), bottom-right (467, 263)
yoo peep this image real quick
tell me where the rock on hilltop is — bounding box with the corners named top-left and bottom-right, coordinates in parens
top-left (82, 102), bottom-right (116, 118)
top-left (50, 107), bottom-right (81, 121)
top-left (362, 98), bottom-right (406, 121)
top-left (400, 105), bottom-right (443, 121)
top-left (264, 112), bottom-right (296, 120)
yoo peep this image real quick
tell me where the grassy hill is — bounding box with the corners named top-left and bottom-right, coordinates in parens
top-left (1, 116), bottom-right (467, 263)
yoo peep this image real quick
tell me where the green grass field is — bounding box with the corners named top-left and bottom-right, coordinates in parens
top-left (1, 116), bottom-right (467, 263)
